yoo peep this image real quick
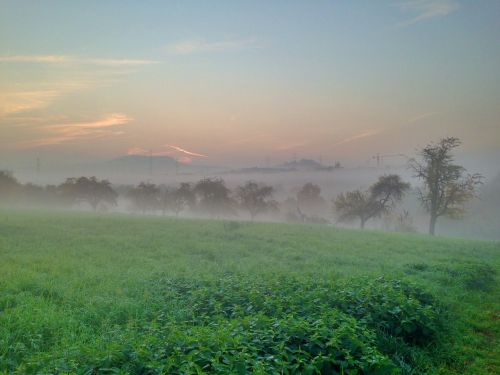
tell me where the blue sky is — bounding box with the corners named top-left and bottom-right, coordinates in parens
top-left (1, 0), bottom-right (499, 167)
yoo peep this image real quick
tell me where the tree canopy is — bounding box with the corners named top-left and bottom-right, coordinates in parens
top-left (236, 180), bottom-right (276, 220)
top-left (194, 178), bottom-right (235, 218)
top-left (409, 137), bottom-right (482, 235)
top-left (59, 176), bottom-right (117, 211)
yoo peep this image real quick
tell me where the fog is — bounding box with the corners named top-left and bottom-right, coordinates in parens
top-left (1, 161), bottom-right (499, 241)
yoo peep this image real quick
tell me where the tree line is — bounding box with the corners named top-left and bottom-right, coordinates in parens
top-left (0, 137), bottom-right (482, 235)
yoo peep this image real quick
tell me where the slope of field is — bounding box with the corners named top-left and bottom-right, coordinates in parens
top-left (0, 209), bottom-right (498, 374)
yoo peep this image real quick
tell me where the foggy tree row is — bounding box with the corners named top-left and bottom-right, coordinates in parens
top-left (0, 137), bottom-right (484, 235)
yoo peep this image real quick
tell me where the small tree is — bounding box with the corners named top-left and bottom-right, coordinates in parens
top-left (59, 176), bottom-right (117, 211)
top-left (334, 174), bottom-right (410, 229)
top-left (410, 137), bottom-right (482, 235)
top-left (236, 180), bottom-right (276, 220)
top-left (194, 178), bottom-right (234, 218)
top-left (128, 182), bottom-right (160, 214)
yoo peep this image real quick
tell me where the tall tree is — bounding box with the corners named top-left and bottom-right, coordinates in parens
top-left (410, 137), bottom-right (482, 235)
top-left (59, 176), bottom-right (117, 211)
top-left (334, 174), bottom-right (410, 229)
top-left (236, 181), bottom-right (276, 220)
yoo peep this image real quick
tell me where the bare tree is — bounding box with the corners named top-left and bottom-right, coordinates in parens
top-left (410, 137), bottom-right (482, 235)
top-left (236, 181), bottom-right (276, 220)
top-left (334, 174), bottom-right (410, 229)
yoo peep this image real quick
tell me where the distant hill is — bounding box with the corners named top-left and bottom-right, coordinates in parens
top-left (227, 158), bottom-right (337, 175)
top-left (107, 155), bottom-right (177, 174)
top-left (279, 159), bottom-right (335, 171)
top-left (56, 155), bottom-right (227, 182)
top-left (102, 155), bottom-right (226, 176)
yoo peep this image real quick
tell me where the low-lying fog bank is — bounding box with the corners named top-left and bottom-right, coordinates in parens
top-left (1, 166), bottom-right (499, 241)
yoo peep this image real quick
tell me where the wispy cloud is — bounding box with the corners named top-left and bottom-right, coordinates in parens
top-left (15, 113), bottom-right (132, 148)
top-left (0, 80), bottom-right (97, 117)
top-left (0, 55), bottom-right (158, 117)
top-left (396, 0), bottom-right (459, 26)
top-left (0, 55), bottom-right (159, 66)
top-left (0, 90), bottom-right (62, 116)
top-left (332, 130), bottom-right (381, 147)
top-left (166, 145), bottom-right (208, 157)
top-left (168, 38), bottom-right (259, 55)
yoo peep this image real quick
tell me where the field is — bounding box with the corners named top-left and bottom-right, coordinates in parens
top-left (0, 210), bottom-right (498, 374)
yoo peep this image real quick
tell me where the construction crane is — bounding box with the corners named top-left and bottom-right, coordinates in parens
top-left (372, 153), bottom-right (408, 167)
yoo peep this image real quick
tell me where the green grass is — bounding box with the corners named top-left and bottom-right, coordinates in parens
top-left (0, 209), bottom-right (498, 374)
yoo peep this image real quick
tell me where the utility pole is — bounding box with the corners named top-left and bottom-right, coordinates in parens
top-left (149, 150), bottom-right (153, 176)
top-left (36, 157), bottom-right (41, 183)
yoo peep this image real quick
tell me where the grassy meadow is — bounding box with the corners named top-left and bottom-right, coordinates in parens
top-left (0, 209), bottom-right (498, 374)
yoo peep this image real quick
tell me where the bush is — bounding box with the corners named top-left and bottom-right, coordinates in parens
top-left (13, 275), bottom-right (449, 374)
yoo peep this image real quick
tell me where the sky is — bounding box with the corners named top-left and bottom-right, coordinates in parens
top-left (1, 0), bottom-right (499, 169)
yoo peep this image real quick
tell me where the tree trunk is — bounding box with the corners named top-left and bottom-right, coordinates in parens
top-left (360, 218), bottom-right (365, 229)
top-left (429, 214), bottom-right (437, 236)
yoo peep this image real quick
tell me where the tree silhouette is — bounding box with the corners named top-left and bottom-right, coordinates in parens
top-left (410, 137), bottom-right (482, 235)
top-left (194, 178), bottom-right (234, 218)
top-left (236, 180), bottom-right (276, 220)
top-left (59, 176), bottom-right (117, 211)
top-left (334, 174), bottom-right (410, 229)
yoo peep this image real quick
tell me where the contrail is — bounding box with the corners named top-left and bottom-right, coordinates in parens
top-left (166, 145), bottom-right (208, 157)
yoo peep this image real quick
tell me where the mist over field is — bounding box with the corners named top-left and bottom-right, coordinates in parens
top-left (2, 158), bottom-right (500, 241)
top-left (1, 1), bottom-right (499, 374)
